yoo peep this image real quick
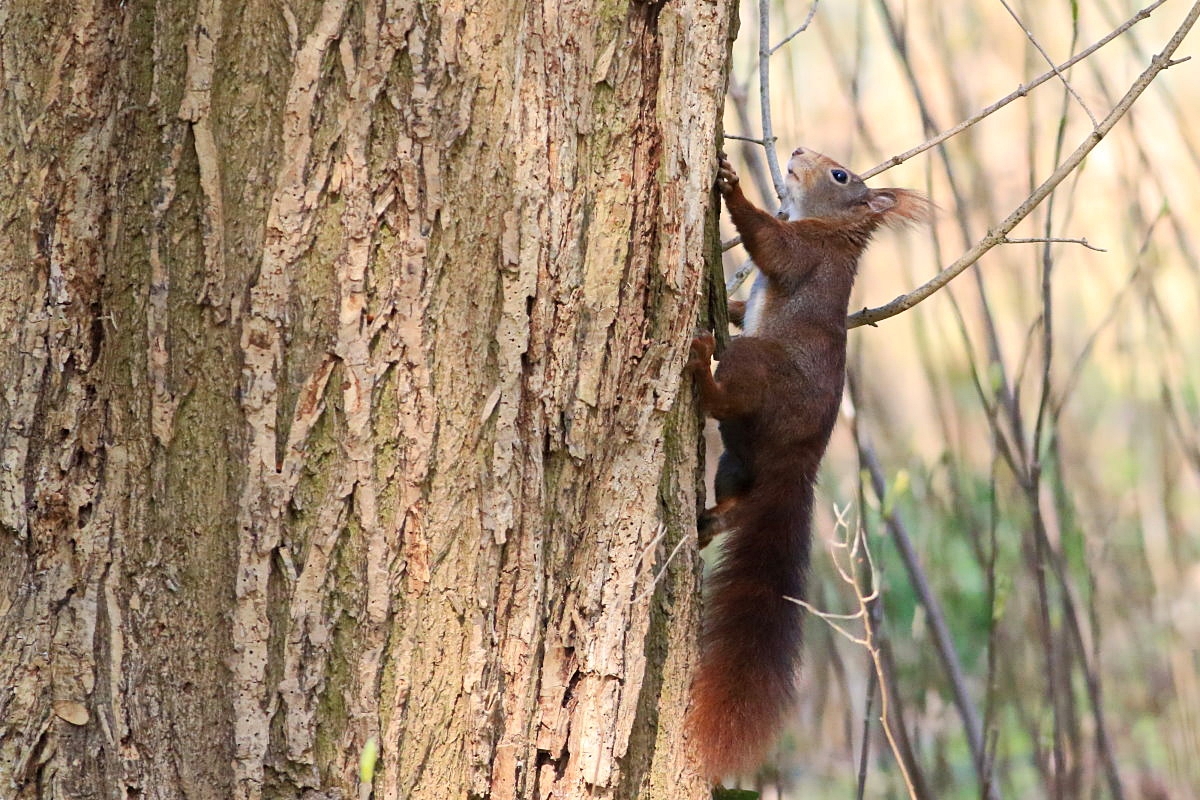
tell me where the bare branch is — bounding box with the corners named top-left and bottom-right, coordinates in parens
top-left (860, 0), bottom-right (1170, 180)
top-left (720, 3), bottom-right (822, 300)
top-left (848, 2), bottom-right (1200, 329)
top-left (757, 0), bottom-right (785, 198)
top-left (726, 76), bottom-right (779, 205)
top-left (998, 0), bottom-right (1098, 127)
top-left (785, 511), bottom-right (920, 800)
top-left (848, 374), bottom-right (997, 798)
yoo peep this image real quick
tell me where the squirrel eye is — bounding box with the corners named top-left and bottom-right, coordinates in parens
top-left (830, 169), bottom-right (849, 184)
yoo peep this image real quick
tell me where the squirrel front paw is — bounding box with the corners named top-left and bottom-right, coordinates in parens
top-left (687, 333), bottom-right (717, 372)
top-left (715, 152), bottom-right (739, 196)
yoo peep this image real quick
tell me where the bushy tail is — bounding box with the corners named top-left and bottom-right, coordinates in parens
top-left (689, 479), bottom-right (813, 778)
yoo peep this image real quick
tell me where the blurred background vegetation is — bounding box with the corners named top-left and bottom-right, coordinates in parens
top-left (713, 1), bottom-right (1200, 796)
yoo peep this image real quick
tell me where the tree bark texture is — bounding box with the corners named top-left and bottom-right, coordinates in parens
top-left (1, 1), bottom-right (733, 798)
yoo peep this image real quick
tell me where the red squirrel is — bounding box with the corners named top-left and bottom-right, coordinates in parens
top-left (687, 148), bottom-right (930, 778)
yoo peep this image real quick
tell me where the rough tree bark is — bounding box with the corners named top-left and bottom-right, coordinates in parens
top-left (0, 1), bottom-right (734, 798)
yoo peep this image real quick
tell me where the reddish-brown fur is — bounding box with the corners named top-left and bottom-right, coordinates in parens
top-left (687, 148), bottom-right (930, 778)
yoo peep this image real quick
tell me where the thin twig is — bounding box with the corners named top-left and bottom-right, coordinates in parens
top-left (854, 442), bottom-right (876, 800)
top-left (983, 439), bottom-right (1001, 798)
top-left (757, 0), bottom-right (785, 198)
top-left (769, 0), bottom-right (820, 55)
top-left (998, 0), bottom-right (1098, 127)
top-left (1000, 236), bottom-right (1105, 252)
top-left (633, 528), bottom-right (690, 605)
top-left (871, 0), bottom-right (1025, 463)
top-left (849, 374), bottom-right (994, 796)
top-left (787, 596), bottom-right (869, 645)
top-left (722, 133), bottom-right (771, 145)
top-left (848, 2), bottom-right (1200, 329)
top-left (860, 0), bottom-right (1170, 180)
top-left (1095, 0), bottom-right (1200, 176)
top-left (1028, 43), bottom-right (1082, 793)
top-left (726, 76), bottom-right (778, 206)
top-left (855, 665), bottom-right (877, 800)
top-left (787, 513), bottom-right (920, 800)
top-left (722, 4), bottom-right (821, 297)
top-left (1054, 210), bottom-right (1165, 420)
top-left (641, 520), bottom-right (669, 557)
top-left (858, 551), bottom-right (918, 799)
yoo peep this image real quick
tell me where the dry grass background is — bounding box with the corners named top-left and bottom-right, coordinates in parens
top-left (714, 1), bottom-right (1200, 796)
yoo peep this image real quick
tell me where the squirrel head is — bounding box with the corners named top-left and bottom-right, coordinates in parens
top-left (781, 147), bottom-right (932, 228)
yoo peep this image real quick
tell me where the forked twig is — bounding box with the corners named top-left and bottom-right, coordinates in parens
top-left (860, 0), bottom-right (1171, 180)
top-left (998, 0), bottom-right (1098, 127)
top-left (848, 0), bottom-right (1200, 329)
top-left (785, 505), bottom-right (920, 800)
top-left (633, 524), bottom-right (690, 605)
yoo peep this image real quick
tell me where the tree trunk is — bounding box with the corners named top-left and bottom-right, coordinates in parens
top-left (0, 1), bottom-right (733, 798)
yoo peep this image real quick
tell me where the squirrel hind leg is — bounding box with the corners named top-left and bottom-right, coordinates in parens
top-left (698, 496), bottom-right (740, 549)
top-left (700, 453), bottom-right (751, 548)
top-left (713, 450), bottom-right (751, 501)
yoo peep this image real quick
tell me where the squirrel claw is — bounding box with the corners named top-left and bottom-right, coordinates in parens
top-left (688, 333), bottom-right (717, 371)
top-left (715, 153), bottom-right (739, 195)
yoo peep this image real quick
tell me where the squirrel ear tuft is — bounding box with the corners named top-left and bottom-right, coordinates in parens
top-left (866, 192), bottom-right (898, 215)
top-left (871, 188), bottom-right (935, 225)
